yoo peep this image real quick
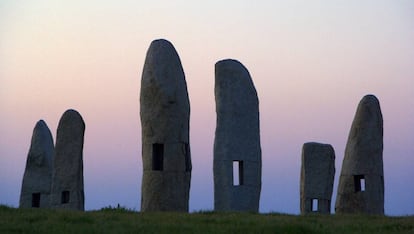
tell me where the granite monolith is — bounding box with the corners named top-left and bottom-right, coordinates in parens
top-left (140, 39), bottom-right (191, 212)
top-left (19, 120), bottom-right (54, 208)
top-left (214, 59), bottom-right (261, 212)
top-left (50, 109), bottom-right (85, 210)
top-left (300, 142), bottom-right (335, 214)
top-left (335, 95), bottom-right (384, 214)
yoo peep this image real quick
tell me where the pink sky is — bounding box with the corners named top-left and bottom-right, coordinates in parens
top-left (1, 1), bottom-right (414, 215)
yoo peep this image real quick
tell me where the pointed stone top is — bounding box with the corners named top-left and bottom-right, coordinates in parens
top-left (35, 119), bottom-right (47, 128)
top-left (33, 120), bottom-right (52, 139)
top-left (28, 119), bottom-right (54, 166)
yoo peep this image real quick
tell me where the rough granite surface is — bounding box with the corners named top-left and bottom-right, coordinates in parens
top-left (19, 120), bottom-right (54, 208)
top-left (214, 59), bottom-right (261, 212)
top-left (140, 39), bottom-right (191, 212)
top-left (300, 142), bottom-right (335, 214)
top-left (50, 109), bottom-right (85, 211)
top-left (335, 95), bottom-right (384, 214)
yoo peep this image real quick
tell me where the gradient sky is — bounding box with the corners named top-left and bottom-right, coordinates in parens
top-left (1, 1), bottom-right (413, 215)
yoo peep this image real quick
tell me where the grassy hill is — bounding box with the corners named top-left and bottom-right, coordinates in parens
top-left (1, 205), bottom-right (413, 234)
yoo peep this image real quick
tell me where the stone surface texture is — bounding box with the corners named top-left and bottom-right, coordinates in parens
top-left (335, 95), bottom-right (384, 214)
top-left (50, 109), bottom-right (85, 211)
top-left (140, 39), bottom-right (191, 212)
top-left (300, 142), bottom-right (335, 214)
top-left (19, 120), bottom-right (54, 208)
top-left (214, 59), bottom-right (261, 212)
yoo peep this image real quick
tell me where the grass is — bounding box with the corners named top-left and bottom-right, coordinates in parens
top-left (1, 205), bottom-right (413, 234)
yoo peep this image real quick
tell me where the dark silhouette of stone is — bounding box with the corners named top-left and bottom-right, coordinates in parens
top-left (19, 120), bottom-right (54, 208)
top-left (300, 142), bottom-right (335, 214)
top-left (50, 109), bottom-right (85, 211)
top-left (335, 95), bottom-right (384, 214)
top-left (140, 39), bottom-right (191, 212)
top-left (214, 59), bottom-right (261, 212)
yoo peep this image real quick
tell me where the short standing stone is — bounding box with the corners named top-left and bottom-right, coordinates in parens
top-left (214, 59), bottom-right (261, 212)
top-left (50, 109), bottom-right (85, 211)
top-left (335, 95), bottom-right (384, 214)
top-left (140, 39), bottom-right (191, 212)
top-left (19, 120), bottom-right (54, 208)
top-left (300, 142), bottom-right (335, 214)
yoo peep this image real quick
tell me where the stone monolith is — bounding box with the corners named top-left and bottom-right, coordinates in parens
top-left (50, 109), bottom-right (85, 211)
top-left (19, 120), bottom-right (54, 208)
top-left (214, 59), bottom-right (261, 212)
top-left (140, 39), bottom-right (191, 212)
top-left (300, 142), bottom-right (335, 214)
top-left (335, 95), bottom-right (384, 214)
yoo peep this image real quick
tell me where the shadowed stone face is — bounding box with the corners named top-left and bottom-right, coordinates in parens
top-left (19, 120), bottom-right (54, 208)
top-left (140, 39), bottom-right (191, 212)
top-left (50, 109), bottom-right (85, 211)
top-left (335, 95), bottom-right (384, 214)
top-left (214, 59), bottom-right (261, 212)
top-left (300, 142), bottom-right (335, 214)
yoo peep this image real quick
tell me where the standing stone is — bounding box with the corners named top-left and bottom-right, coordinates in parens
top-left (140, 39), bottom-right (191, 212)
top-left (19, 120), bottom-right (54, 208)
top-left (335, 95), bottom-right (384, 214)
top-left (214, 59), bottom-right (261, 212)
top-left (300, 142), bottom-right (335, 214)
top-left (50, 109), bottom-right (85, 211)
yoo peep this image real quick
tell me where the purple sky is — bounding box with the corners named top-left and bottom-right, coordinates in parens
top-left (1, 1), bottom-right (414, 215)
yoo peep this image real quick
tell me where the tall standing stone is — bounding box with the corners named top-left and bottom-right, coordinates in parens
top-left (50, 109), bottom-right (85, 211)
top-left (140, 39), bottom-right (191, 212)
top-left (335, 95), bottom-right (384, 214)
top-left (300, 142), bottom-right (335, 214)
top-left (19, 120), bottom-right (54, 208)
top-left (214, 59), bottom-right (261, 212)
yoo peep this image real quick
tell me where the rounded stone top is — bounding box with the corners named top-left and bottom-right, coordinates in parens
top-left (145, 39), bottom-right (181, 64)
top-left (360, 94), bottom-right (380, 106)
top-left (149, 39), bottom-right (175, 50)
top-left (354, 94), bottom-right (382, 124)
top-left (58, 109), bottom-right (85, 128)
top-left (215, 59), bottom-right (249, 75)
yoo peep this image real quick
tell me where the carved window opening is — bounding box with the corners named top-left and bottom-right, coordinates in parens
top-left (152, 143), bottom-right (164, 171)
top-left (184, 143), bottom-right (191, 172)
top-left (32, 193), bottom-right (40, 208)
top-left (354, 175), bottom-right (365, 192)
top-left (311, 199), bottom-right (318, 212)
top-left (61, 191), bottom-right (70, 204)
top-left (233, 160), bottom-right (244, 186)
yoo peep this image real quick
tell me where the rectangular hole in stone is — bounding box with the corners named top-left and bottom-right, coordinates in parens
top-left (152, 143), bottom-right (164, 171)
top-left (233, 160), bottom-right (244, 186)
top-left (354, 175), bottom-right (365, 192)
top-left (184, 143), bottom-right (191, 172)
top-left (32, 193), bottom-right (40, 208)
top-left (311, 199), bottom-right (318, 212)
top-left (360, 178), bottom-right (366, 191)
top-left (61, 191), bottom-right (70, 204)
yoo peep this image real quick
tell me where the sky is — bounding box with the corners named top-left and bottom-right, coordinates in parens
top-left (1, 1), bottom-right (413, 215)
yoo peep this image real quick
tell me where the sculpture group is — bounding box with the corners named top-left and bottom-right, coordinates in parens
top-left (20, 110), bottom-right (85, 210)
top-left (20, 39), bottom-right (385, 215)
